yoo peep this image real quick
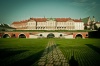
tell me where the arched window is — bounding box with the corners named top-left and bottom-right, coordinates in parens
top-left (86, 34), bottom-right (88, 36)
top-left (19, 34), bottom-right (26, 38)
top-left (47, 33), bottom-right (55, 38)
top-left (40, 34), bottom-right (43, 36)
top-left (75, 34), bottom-right (82, 39)
top-left (3, 34), bottom-right (10, 38)
top-left (60, 34), bottom-right (62, 37)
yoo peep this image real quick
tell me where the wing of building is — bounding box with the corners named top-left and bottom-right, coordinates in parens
top-left (11, 17), bottom-right (84, 30)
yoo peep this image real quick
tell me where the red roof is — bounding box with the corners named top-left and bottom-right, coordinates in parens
top-left (21, 20), bottom-right (28, 23)
top-left (12, 22), bottom-right (20, 24)
top-left (12, 18), bottom-right (83, 24)
top-left (96, 22), bottom-right (100, 24)
top-left (12, 20), bottom-right (30, 24)
top-left (73, 19), bottom-right (82, 22)
top-left (55, 18), bottom-right (71, 22)
top-left (28, 18), bottom-right (47, 22)
top-left (34, 18), bottom-right (47, 22)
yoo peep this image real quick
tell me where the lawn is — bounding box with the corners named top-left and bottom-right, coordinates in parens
top-left (0, 38), bottom-right (100, 66)
top-left (0, 38), bottom-right (49, 66)
top-left (55, 39), bottom-right (100, 66)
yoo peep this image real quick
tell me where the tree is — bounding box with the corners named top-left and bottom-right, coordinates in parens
top-left (0, 24), bottom-right (4, 27)
top-left (84, 26), bottom-right (87, 30)
top-left (98, 27), bottom-right (100, 32)
top-left (4, 24), bottom-right (9, 28)
top-left (2, 29), bottom-right (5, 31)
top-left (94, 23), bottom-right (98, 30)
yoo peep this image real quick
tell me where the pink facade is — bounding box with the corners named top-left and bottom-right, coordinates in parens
top-left (0, 32), bottom-right (88, 38)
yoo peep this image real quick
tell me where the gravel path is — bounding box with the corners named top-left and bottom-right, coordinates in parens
top-left (33, 40), bottom-right (69, 66)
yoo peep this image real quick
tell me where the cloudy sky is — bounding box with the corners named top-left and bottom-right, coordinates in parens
top-left (0, 0), bottom-right (100, 24)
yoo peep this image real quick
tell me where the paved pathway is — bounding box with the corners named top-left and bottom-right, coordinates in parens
top-left (33, 40), bottom-right (69, 66)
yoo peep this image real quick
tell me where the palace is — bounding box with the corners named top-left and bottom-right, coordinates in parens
top-left (11, 17), bottom-right (84, 30)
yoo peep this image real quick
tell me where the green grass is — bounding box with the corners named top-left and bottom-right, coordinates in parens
top-left (55, 39), bottom-right (100, 66)
top-left (0, 38), bottom-right (100, 66)
top-left (0, 38), bottom-right (49, 66)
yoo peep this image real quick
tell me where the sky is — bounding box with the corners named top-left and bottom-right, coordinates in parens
top-left (0, 0), bottom-right (100, 24)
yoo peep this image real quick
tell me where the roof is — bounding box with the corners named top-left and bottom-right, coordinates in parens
top-left (96, 22), bottom-right (100, 24)
top-left (73, 19), bottom-right (82, 22)
top-left (47, 18), bottom-right (55, 21)
top-left (12, 20), bottom-right (29, 24)
top-left (55, 18), bottom-right (71, 22)
top-left (12, 22), bottom-right (20, 24)
top-left (21, 20), bottom-right (29, 23)
top-left (28, 18), bottom-right (47, 22)
top-left (34, 18), bottom-right (47, 22)
top-left (12, 17), bottom-right (83, 24)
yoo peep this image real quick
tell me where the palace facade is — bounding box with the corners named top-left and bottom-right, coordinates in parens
top-left (11, 18), bottom-right (84, 30)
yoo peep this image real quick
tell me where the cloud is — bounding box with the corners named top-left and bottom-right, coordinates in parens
top-left (84, 6), bottom-right (96, 14)
top-left (84, 1), bottom-right (98, 15)
top-left (91, 2), bottom-right (96, 5)
top-left (74, 0), bottom-right (88, 3)
top-left (73, 0), bottom-right (98, 4)
top-left (69, 0), bottom-right (99, 16)
top-left (72, 0), bottom-right (98, 6)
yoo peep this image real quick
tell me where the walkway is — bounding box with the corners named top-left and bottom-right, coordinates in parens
top-left (33, 40), bottom-right (69, 66)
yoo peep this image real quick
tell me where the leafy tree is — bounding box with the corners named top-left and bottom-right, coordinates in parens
top-left (4, 24), bottom-right (9, 28)
top-left (94, 23), bottom-right (98, 30)
top-left (0, 24), bottom-right (3, 27)
top-left (98, 27), bottom-right (100, 31)
top-left (2, 29), bottom-right (5, 31)
top-left (84, 26), bottom-right (87, 30)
